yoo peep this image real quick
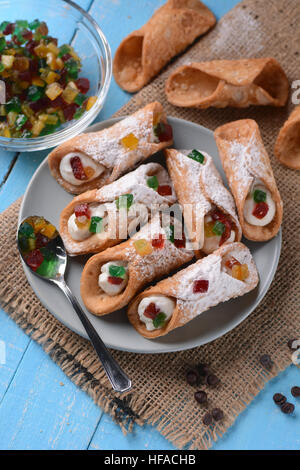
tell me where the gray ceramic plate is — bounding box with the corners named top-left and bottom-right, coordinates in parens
top-left (19, 117), bottom-right (281, 353)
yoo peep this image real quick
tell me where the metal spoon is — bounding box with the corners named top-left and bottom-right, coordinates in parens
top-left (17, 216), bottom-right (131, 393)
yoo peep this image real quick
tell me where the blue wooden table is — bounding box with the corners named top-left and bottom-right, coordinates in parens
top-left (1, 0), bottom-right (300, 451)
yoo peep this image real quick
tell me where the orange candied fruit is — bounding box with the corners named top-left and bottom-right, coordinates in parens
top-left (84, 166), bottom-right (95, 179)
top-left (133, 239), bottom-right (153, 256)
top-left (204, 221), bottom-right (215, 238)
top-left (153, 113), bottom-right (162, 127)
top-left (41, 223), bottom-right (57, 239)
top-left (121, 133), bottom-right (139, 151)
top-left (231, 264), bottom-right (249, 281)
top-left (86, 96), bottom-right (97, 111)
top-left (75, 219), bottom-right (90, 230)
top-left (33, 218), bottom-right (47, 233)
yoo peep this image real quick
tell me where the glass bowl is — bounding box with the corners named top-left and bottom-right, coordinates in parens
top-left (0, 0), bottom-right (112, 152)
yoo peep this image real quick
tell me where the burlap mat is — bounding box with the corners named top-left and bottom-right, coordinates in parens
top-left (1, 0), bottom-right (299, 450)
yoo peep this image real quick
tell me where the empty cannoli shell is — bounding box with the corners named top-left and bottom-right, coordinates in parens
top-left (165, 58), bottom-right (289, 108)
top-left (164, 149), bottom-right (241, 256)
top-left (113, 0), bottom-right (216, 92)
top-left (215, 119), bottom-right (283, 241)
top-left (81, 213), bottom-right (194, 316)
top-left (128, 242), bottom-right (259, 339)
top-left (274, 105), bottom-right (300, 169)
top-left (48, 102), bottom-right (172, 194)
top-left (60, 163), bottom-right (176, 255)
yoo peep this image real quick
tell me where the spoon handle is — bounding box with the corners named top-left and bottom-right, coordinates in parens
top-left (56, 279), bottom-right (131, 393)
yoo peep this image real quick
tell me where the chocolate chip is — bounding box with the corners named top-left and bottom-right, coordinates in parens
top-left (281, 402), bottom-right (295, 414)
top-left (194, 390), bottom-right (207, 404)
top-left (259, 354), bottom-right (273, 371)
top-left (288, 339), bottom-right (299, 351)
top-left (197, 363), bottom-right (211, 377)
top-left (206, 374), bottom-right (220, 387)
top-left (186, 369), bottom-right (199, 386)
top-left (291, 386), bottom-right (300, 398)
top-left (202, 412), bottom-right (213, 426)
top-left (211, 408), bottom-right (224, 422)
top-left (273, 393), bottom-right (287, 406)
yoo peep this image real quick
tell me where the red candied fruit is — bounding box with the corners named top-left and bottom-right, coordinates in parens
top-left (108, 276), bottom-right (123, 285)
top-left (193, 280), bottom-right (209, 294)
top-left (18, 70), bottom-right (32, 82)
top-left (252, 202), bottom-right (269, 219)
top-left (74, 203), bottom-right (91, 219)
top-left (75, 78), bottom-right (90, 94)
top-left (25, 249), bottom-right (44, 271)
top-left (144, 302), bottom-right (160, 320)
top-left (211, 209), bottom-right (232, 246)
top-left (151, 233), bottom-right (165, 249)
top-left (26, 40), bottom-right (38, 55)
top-left (35, 232), bottom-right (49, 249)
top-left (63, 103), bottom-right (78, 121)
top-left (158, 123), bottom-right (173, 142)
top-left (157, 185), bottom-right (172, 196)
top-left (174, 231), bottom-right (186, 249)
top-left (61, 53), bottom-right (72, 62)
top-left (225, 257), bottom-right (240, 269)
top-left (70, 156), bottom-right (87, 180)
top-left (29, 97), bottom-right (49, 112)
top-left (22, 29), bottom-right (33, 41)
top-left (3, 23), bottom-right (15, 35)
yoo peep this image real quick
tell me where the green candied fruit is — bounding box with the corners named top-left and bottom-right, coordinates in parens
top-left (0, 21), bottom-right (9, 32)
top-left (187, 149), bottom-right (205, 164)
top-left (58, 44), bottom-right (70, 58)
top-left (36, 258), bottom-right (58, 277)
top-left (73, 107), bottom-right (84, 120)
top-left (212, 221), bottom-right (225, 236)
top-left (74, 93), bottom-right (86, 106)
top-left (0, 63), bottom-right (5, 73)
top-left (153, 312), bottom-right (167, 329)
top-left (40, 247), bottom-right (56, 262)
top-left (253, 189), bottom-right (267, 203)
top-left (19, 221), bottom-right (34, 238)
top-left (29, 19), bottom-right (40, 30)
top-left (40, 122), bottom-right (60, 136)
top-left (147, 175), bottom-right (159, 191)
top-left (0, 37), bottom-right (6, 53)
top-left (165, 224), bottom-right (175, 244)
top-left (5, 97), bottom-right (22, 114)
top-left (15, 20), bottom-right (29, 29)
top-left (21, 129), bottom-right (32, 138)
top-left (65, 58), bottom-right (79, 79)
top-left (18, 234), bottom-right (28, 252)
top-left (109, 265), bottom-right (126, 279)
top-left (89, 216), bottom-right (103, 234)
top-left (27, 85), bottom-right (43, 102)
top-left (15, 114), bottom-right (28, 130)
top-left (115, 194), bottom-right (134, 210)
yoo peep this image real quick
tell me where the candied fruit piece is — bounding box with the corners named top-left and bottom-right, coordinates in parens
top-left (74, 203), bottom-right (91, 220)
top-left (153, 312), bottom-right (167, 328)
top-left (34, 43), bottom-right (48, 58)
top-left (33, 217), bottom-right (47, 233)
top-left (144, 302), bottom-right (160, 320)
top-left (75, 77), bottom-right (90, 94)
top-left (151, 233), bottom-right (165, 249)
top-left (232, 264), bottom-right (249, 281)
top-left (35, 232), bottom-right (49, 249)
top-left (147, 175), bottom-right (159, 191)
top-left (63, 103), bottom-right (77, 121)
top-left (133, 239), bottom-right (153, 256)
top-left (41, 223), bottom-right (56, 239)
top-left (2, 55), bottom-right (14, 69)
top-left (157, 185), bottom-right (172, 196)
top-left (108, 276), bottom-right (124, 285)
top-left (89, 216), bottom-right (103, 234)
top-left (70, 156), bottom-right (87, 180)
top-left (153, 122), bottom-right (173, 142)
top-left (45, 82), bottom-right (63, 101)
top-left (32, 117), bottom-right (46, 136)
top-left (121, 133), bottom-right (139, 150)
top-left (84, 166), bottom-right (95, 179)
top-left (174, 232), bottom-right (186, 249)
top-left (193, 280), bottom-right (209, 294)
top-left (86, 96), bottom-right (97, 111)
top-left (25, 249), bottom-right (44, 271)
top-left (62, 81), bottom-right (78, 104)
top-left (252, 202), bottom-right (269, 219)
top-left (225, 257), bottom-right (240, 269)
top-left (204, 221), bottom-right (215, 238)
top-left (27, 237), bottom-right (36, 252)
top-left (45, 71), bottom-right (60, 85)
top-left (115, 194), bottom-right (134, 210)
top-left (13, 56), bottom-right (29, 72)
top-left (27, 85), bottom-right (43, 102)
top-left (187, 149), bottom-right (205, 164)
top-left (32, 77), bottom-right (45, 87)
top-left (109, 265), bottom-right (126, 279)
top-left (75, 219), bottom-right (90, 230)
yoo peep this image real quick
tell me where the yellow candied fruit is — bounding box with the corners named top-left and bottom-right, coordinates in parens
top-left (1, 55), bottom-right (14, 69)
top-left (3, 127), bottom-right (11, 138)
top-left (62, 81), bottom-right (78, 104)
top-left (41, 223), bottom-right (57, 239)
top-left (84, 166), bottom-right (95, 179)
top-left (121, 133), bottom-right (139, 151)
top-left (32, 77), bottom-right (45, 87)
top-left (75, 219), bottom-right (90, 230)
top-left (232, 264), bottom-right (249, 281)
top-left (86, 96), bottom-right (97, 111)
top-left (45, 82), bottom-right (63, 101)
top-left (28, 238), bottom-right (36, 251)
top-left (46, 52), bottom-right (57, 71)
top-left (33, 218), bottom-right (47, 233)
top-left (153, 113), bottom-right (162, 127)
top-left (20, 81), bottom-right (30, 90)
top-left (34, 44), bottom-right (48, 58)
top-left (46, 42), bottom-right (60, 55)
top-left (133, 239), bottom-right (153, 257)
top-left (7, 112), bottom-right (17, 126)
top-left (204, 221), bottom-right (215, 238)
top-left (45, 71), bottom-right (60, 85)
top-left (32, 117), bottom-right (46, 136)
top-left (46, 114), bottom-right (58, 125)
top-left (55, 57), bottom-right (64, 70)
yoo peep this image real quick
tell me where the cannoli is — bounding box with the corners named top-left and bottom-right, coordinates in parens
top-left (60, 163), bottom-right (176, 255)
top-left (80, 213), bottom-right (194, 316)
top-left (48, 102), bottom-right (173, 194)
top-left (215, 119), bottom-right (283, 242)
top-left (274, 105), bottom-right (300, 169)
top-left (127, 242), bottom-right (258, 338)
top-left (113, 0), bottom-right (216, 92)
top-left (165, 58), bottom-right (289, 108)
top-left (164, 149), bottom-right (242, 256)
